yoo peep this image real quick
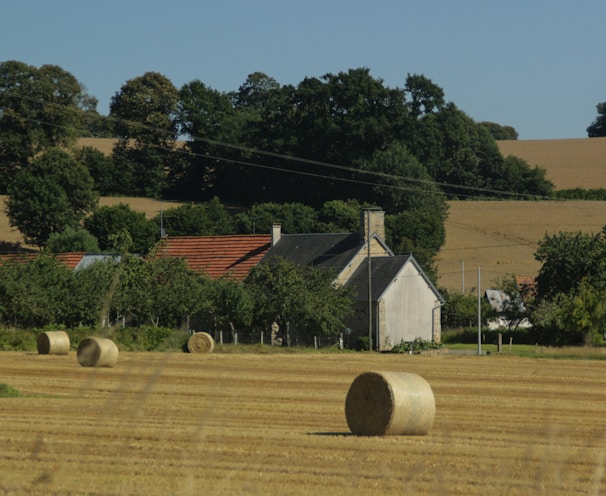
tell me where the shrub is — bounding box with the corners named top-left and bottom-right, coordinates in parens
top-left (0, 327), bottom-right (37, 351)
top-left (390, 338), bottom-right (442, 353)
top-left (114, 326), bottom-right (187, 351)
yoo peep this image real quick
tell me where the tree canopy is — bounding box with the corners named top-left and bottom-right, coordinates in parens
top-left (5, 148), bottom-right (98, 247)
top-left (0, 60), bottom-right (95, 192)
top-left (587, 102), bottom-right (606, 137)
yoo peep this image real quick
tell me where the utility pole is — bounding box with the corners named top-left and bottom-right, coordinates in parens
top-left (477, 266), bottom-right (482, 355)
top-left (367, 209), bottom-right (373, 352)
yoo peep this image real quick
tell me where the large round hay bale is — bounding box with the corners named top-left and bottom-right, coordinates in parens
top-left (37, 331), bottom-right (70, 355)
top-left (187, 332), bottom-right (215, 353)
top-left (77, 337), bottom-right (119, 367)
top-left (345, 371), bottom-right (435, 436)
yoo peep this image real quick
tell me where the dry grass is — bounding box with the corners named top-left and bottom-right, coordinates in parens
top-left (1, 351), bottom-right (605, 495)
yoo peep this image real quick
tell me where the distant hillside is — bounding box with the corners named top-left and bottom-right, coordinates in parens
top-left (436, 200), bottom-right (606, 294)
top-left (497, 137), bottom-right (606, 190)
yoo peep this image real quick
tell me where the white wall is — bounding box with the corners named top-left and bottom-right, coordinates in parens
top-left (378, 262), bottom-right (439, 350)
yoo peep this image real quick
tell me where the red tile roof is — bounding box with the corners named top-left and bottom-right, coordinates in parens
top-left (0, 252), bottom-right (86, 269)
top-left (54, 252), bottom-right (86, 269)
top-left (153, 235), bottom-right (271, 281)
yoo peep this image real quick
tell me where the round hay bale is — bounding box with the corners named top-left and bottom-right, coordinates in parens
top-left (37, 331), bottom-right (70, 355)
top-left (187, 332), bottom-right (215, 353)
top-left (77, 337), bottom-right (119, 367)
top-left (345, 371), bottom-right (435, 436)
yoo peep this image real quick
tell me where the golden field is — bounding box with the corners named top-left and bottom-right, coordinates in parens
top-left (1, 350), bottom-right (605, 495)
top-left (497, 137), bottom-right (606, 190)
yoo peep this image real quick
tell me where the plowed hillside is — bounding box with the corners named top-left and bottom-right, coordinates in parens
top-left (1, 351), bottom-right (605, 495)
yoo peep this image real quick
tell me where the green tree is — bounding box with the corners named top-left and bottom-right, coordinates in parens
top-left (157, 198), bottom-right (234, 236)
top-left (46, 227), bottom-right (100, 253)
top-left (64, 258), bottom-right (120, 327)
top-left (359, 141), bottom-right (447, 213)
top-left (0, 61), bottom-right (93, 191)
top-left (488, 155), bottom-right (553, 198)
top-left (74, 146), bottom-right (118, 195)
top-left (318, 199), bottom-right (365, 233)
top-left (493, 274), bottom-right (531, 338)
top-left (530, 283), bottom-right (606, 346)
top-left (174, 80), bottom-right (237, 199)
top-left (110, 255), bottom-right (154, 326)
top-left (109, 255), bottom-right (211, 329)
top-left (404, 73), bottom-right (445, 118)
top-left (0, 255), bottom-right (72, 328)
top-left (110, 72), bottom-right (180, 197)
top-left (84, 203), bottom-right (158, 254)
top-left (235, 202), bottom-right (319, 234)
top-left (245, 257), bottom-right (353, 344)
top-left (479, 121), bottom-right (518, 140)
top-left (208, 277), bottom-right (253, 337)
top-left (6, 148), bottom-right (98, 247)
top-left (146, 257), bottom-right (212, 328)
top-left (408, 103), bottom-right (503, 197)
top-left (534, 229), bottom-right (606, 299)
top-left (441, 291), bottom-right (493, 329)
top-left (587, 102), bottom-right (606, 137)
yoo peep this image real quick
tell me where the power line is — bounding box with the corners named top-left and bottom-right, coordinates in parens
top-left (1, 90), bottom-right (561, 201)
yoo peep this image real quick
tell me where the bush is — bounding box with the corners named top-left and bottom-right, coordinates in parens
top-left (114, 326), bottom-right (188, 351)
top-left (390, 338), bottom-right (441, 353)
top-left (0, 327), bottom-right (37, 351)
top-left (441, 327), bottom-right (535, 345)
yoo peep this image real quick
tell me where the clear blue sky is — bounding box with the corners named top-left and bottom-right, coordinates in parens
top-left (2, 0), bottom-right (604, 140)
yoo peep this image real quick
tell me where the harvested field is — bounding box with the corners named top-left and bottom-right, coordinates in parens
top-left (1, 351), bottom-right (605, 495)
top-left (436, 200), bottom-right (606, 293)
top-left (497, 137), bottom-right (606, 190)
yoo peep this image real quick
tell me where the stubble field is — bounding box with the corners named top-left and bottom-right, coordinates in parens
top-left (1, 350), bottom-right (606, 495)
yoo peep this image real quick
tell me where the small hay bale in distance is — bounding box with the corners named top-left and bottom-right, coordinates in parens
top-left (37, 331), bottom-right (70, 355)
top-left (345, 371), bottom-right (435, 436)
top-left (187, 332), bottom-right (215, 353)
top-left (77, 337), bottom-right (119, 367)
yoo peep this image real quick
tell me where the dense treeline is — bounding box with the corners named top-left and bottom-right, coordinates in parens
top-left (0, 253), bottom-right (352, 344)
top-left (0, 61), bottom-right (551, 205)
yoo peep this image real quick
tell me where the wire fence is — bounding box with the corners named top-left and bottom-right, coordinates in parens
top-left (206, 330), bottom-right (346, 350)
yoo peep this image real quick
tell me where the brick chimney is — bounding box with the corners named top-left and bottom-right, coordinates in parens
top-left (360, 209), bottom-right (385, 242)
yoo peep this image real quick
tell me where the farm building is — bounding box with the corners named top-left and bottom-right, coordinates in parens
top-left (262, 210), bottom-right (444, 350)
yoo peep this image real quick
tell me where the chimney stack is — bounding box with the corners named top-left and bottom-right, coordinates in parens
top-left (360, 209), bottom-right (385, 242)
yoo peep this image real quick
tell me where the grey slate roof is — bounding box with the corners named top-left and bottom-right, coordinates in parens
top-left (346, 255), bottom-right (444, 303)
top-left (74, 254), bottom-right (122, 271)
top-left (264, 232), bottom-right (364, 272)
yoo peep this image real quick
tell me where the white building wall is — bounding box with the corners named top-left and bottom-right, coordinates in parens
top-left (378, 262), bottom-right (438, 350)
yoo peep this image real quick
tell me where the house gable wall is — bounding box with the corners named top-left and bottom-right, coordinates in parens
top-left (378, 262), bottom-right (441, 350)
